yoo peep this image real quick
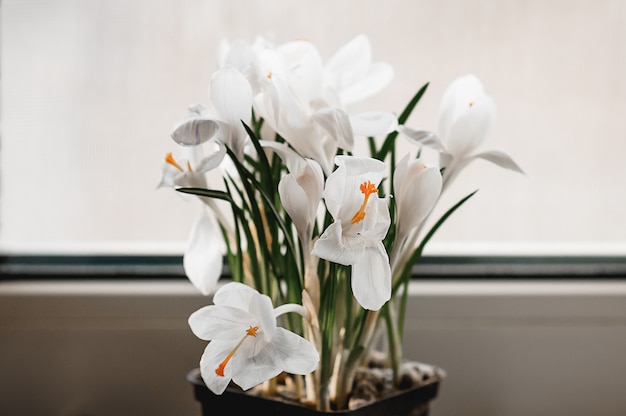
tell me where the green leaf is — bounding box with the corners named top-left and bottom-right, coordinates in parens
top-left (175, 187), bottom-right (233, 203)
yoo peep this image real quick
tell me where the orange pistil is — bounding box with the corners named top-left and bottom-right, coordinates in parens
top-left (215, 325), bottom-right (259, 377)
top-left (165, 152), bottom-right (184, 172)
top-left (351, 180), bottom-right (378, 224)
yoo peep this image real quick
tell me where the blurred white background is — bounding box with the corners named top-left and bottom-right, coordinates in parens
top-left (1, 0), bottom-right (625, 255)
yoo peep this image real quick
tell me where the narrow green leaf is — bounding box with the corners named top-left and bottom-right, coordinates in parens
top-left (176, 187), bottom-right (233, 203)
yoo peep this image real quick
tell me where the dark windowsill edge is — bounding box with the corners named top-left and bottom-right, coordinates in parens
top-left (1, 254), bottom-right (626, 280)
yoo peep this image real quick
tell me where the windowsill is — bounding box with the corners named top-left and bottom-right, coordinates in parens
top-left (2, 278), bottom-right (626, 297)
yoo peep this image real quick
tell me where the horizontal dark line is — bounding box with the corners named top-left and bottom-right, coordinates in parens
top-left (1, 255), bottom-right (626, 280)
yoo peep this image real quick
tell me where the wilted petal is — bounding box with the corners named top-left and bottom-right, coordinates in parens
top-left (474, 150), bottom-right (525, 174)
top-left (183, 211), bottom-right (225, 295)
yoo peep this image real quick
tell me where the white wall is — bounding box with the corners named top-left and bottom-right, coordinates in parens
top-left (2, 0), bottom-right (626, 254)
top-left (1, 280), bottom-right (625, 416)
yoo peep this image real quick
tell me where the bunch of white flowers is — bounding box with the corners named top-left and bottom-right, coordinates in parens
top-left (160, 34), bottom-right (522, 411)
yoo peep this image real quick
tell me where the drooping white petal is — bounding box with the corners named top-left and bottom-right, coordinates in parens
top-left (350, 111), bottom-right (398, 137)
top-left (351, 243), bottom-right (391, 310)
top-left (397, 125), bottom-right (446, 151)
top-left (312, 221), bottom-right (364, 266)
top-left (171, 118), bottom-right (219, 146)
top-left (231, 343), bottom-right (284, 391)
top-left (473, 150), bottom-right (525, 174)
top-left (268, 327), bottom-right (320, 375)
top-left (183, 211), bottom-right (225, 295)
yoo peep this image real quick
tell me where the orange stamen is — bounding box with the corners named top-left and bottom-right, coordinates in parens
top-left (165, 152), bottom-right (184, 172)
top-left (215, 326), bottom-right (259, 377)
top-left (351, 181), bottom-right (378, 224)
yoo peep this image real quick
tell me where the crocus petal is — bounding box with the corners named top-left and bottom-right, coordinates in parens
top-left (350, 111), bottom-right (398, 137)
top-left (171, 118), bottom-right (219, 146)
top-left (439, 74), bottom-right (495, 157)
top-left (194, 141), bottom-right (227, 173)
top-left (312, 221), bottom-right (364, 266)
top-left (324, 155), bottom-right (386, 221)
top-left (444, 104), bottom-right (493, 158)
top-left (268, 327), bottom-right (320, 375)
top-left (259, 140), bottom-right (307, 173)
top-left (210, 66), bottom-right (253, 127)
top-left (200, 340), bottom-right (238, 394)
top-left (397, 125), bottom-right (446, 151)
top-left (324, 34), bottom-right (393, 106)
top-left (279, 170), bottom-right (321, 237)
top-left (339, 62), bottom-right (394, 105)
top-left (188, 304), bottom-right (254, 341)
top-left (183, 211), bottom-right (224, 295)
top-left (210, 66), bottom-right (253, 157)
top-left (393, 155), bottom-right (443, 238)
top-left (473, 150), bottom-right (525, 174)
top-left (231, 344), bottom-right (283, 391)
top-left (212, 281), bottom-right (257, 309)
top-left (312, 107), bottom-right (354, 151)
top-left (351, 243), bottom-right (391, 310)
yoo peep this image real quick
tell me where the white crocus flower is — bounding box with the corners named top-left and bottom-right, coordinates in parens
top-left (158, 143), bottom-right (228, 296)
top-left (399, 74), bottom-right (523, 189)
top-left (312, 156), bottom-right (391, 311)
top-left (261, 141), bottom-right (324, 247)
top-left (172, 66), bottom-right (253, 161)
top-left (188, 282), bottom-right (320, 395)
top-left (323, 34), bottom-right (393, 107)
top-left (390, 154), bottom-right (443, 270)
top-left (323, 34), bottom-right (398, 137)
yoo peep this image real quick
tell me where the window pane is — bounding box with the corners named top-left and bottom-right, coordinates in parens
top-left (2, 0), bottom-right (625, 255)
